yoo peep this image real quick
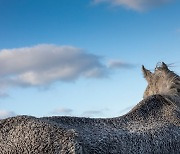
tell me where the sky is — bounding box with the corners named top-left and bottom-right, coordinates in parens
top-left (0, 0), bottom-right (180, 119)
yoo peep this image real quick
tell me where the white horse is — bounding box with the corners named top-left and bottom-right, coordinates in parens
top-left (0, 62), bottom-right (180, 153)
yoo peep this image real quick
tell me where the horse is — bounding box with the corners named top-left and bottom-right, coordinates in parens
top-left (0, 62), bottom-right (180, 153)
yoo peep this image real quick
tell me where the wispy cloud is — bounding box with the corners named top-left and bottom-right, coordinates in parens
top-left (0, 92), bottom-right (9, 99)
top-left (82, 110), bottom-right (103, 117)
top-left (108, 60), bottom-right (135, 69)
top-left (93, 0), bottom-right (172, 11)
top-left (0, 110), bottom-right (16, 119)
top-left (51, 108), bottom-right (73, 116)
top-left (50, 108), bottom-right (110, 117)
top-left (82, 108), bottom-right (109, 117)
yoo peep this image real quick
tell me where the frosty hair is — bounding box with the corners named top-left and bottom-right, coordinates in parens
top-left (142, 62), bottom-right (180, 99)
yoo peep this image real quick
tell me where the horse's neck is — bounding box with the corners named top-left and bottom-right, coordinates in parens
top-left (163, 95), bottom-right (180, 108)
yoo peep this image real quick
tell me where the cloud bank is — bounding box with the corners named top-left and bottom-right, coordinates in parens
top-left (93, 0), bottom-right (172, 11)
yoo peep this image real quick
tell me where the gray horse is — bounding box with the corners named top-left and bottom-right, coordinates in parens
top-left (0, 62), bottom-right (180, 154)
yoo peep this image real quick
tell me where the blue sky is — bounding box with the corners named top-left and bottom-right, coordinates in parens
top-left (0, 0), bottom-right (180, 119)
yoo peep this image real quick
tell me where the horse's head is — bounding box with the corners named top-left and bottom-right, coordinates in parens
top-left (142, 62), bottom-right (180, 99)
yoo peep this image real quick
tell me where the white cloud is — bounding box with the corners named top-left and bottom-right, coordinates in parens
top-left (82, 108), bottom-right (109, 117)
top-left (51, 108), bottom-right (73, 116)
top-left (0, 110), bottom-right (16, 119)
top-left (0, 44), bottom-right (106, 88)
top-left (0, 44), bottom-right (133, 97)
top-left (93, 0), bottom-right (172, 11)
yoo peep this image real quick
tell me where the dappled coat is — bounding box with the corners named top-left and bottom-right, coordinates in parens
top-left (0, 62), bottom-right (180, 153)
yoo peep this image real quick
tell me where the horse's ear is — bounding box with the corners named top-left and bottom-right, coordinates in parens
top-left (161, 62), bottom-right (168, 71)
top-left (142, 65), bottom-right (152, 82)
